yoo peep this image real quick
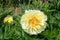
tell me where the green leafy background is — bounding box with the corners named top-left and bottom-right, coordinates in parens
top-left (0, 0), bottom-right (60, 40)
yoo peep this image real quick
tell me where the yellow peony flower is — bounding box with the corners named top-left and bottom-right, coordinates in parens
top-left (20, 10), bottom-right (47, 35)
top-left (4, 15), bottom-right (13, 23)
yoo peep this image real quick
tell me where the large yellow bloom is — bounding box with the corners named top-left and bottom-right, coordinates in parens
top-left (4, 15), bottom-right (13, 23)
top-left (20, 10), bottom-right (47, 35)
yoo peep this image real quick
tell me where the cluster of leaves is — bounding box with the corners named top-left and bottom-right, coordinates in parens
top-left (0, 0), bottom-right (60, 40)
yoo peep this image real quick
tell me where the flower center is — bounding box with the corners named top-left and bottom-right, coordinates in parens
top-left (29, 17), bottom-right (39, 27)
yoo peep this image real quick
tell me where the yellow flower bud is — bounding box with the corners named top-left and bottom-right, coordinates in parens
top-left (4, 15), bottom-right (13, 23)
